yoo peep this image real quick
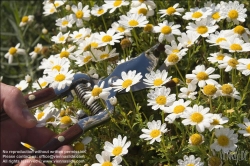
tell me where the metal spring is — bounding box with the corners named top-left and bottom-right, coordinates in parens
top-left (74, 83), bottom-right (103, 117)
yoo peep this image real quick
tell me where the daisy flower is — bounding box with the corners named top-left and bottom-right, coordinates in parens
top-left (71, 2), bottom-right (90, 27)
top-left (111, 22), bottom-right (132, 36)
top-left (206, 30), bottom-right (231, 46)
top-left (236, 58), bottom-right (250, 76)
top-left (164, 99), bottom-right (191, 123)
top-left (51, 115), bottom-right (78, 128)
top-left (158, 3), bottom-right (184, 17)
top-left (44, 67), bottom-right (74, 91)
top-left (129, 3), bottom-right (154, 18)
top-left (55, 15), bottom-right (75, 32)
top-left (147, 86), bottom-right (176, 111)
top-left (186, 65), bottom-right (220, 88)
top-left (15, 80), bottom-right (28, 91)
top-left (111, 70), bottom-right (142, 92)
top-left (74, 51), bottom-right (93, 67)
top-left (217, 83), bottom-right (241, 100)
top-left (19, 15), bottom-right (34, 27)
top-left (43, 3), bottom-right (57, 16)
top-left (143, 69), bottom-right (172, 88)
top-left (186, 18), bottom-right (219, 38)
top-left (143, 23), bottom-right (154, 33)
top-left (118, 12), bottom-right (149, 28)
top-left (139, 120), bottom-right (168, 144)
top-left (92, 151), bottom-right (122, 166)
top-left (51, 31), bottom-right (70, 44)
top-left (153, 20), bottom-right (181, 42)
top-left (181, 104), bottom-right (213, 132)
top-left (104, 135), bottom-right (131, 157)
top-left (209, 114), bottom-right (229, 131)
top-left (84, 81), bottom-right (112, 105)
top-left (210, 128), bottom-right (238, 153)
top-left (164, 40), bottom-right (188, 56)
top-left (130, 0), bottom-right (156, 9)
top-left (237, 118), bottom-right (250, 137)
top-left (4, 43), bottom-right (26, 64)
top-left (207, 52), bottom-right (231, 64)
top-left (97, 29), bottom-right (123, 47)
top-left (91, 46), bottom-right (119, 62)
top-left (201, 83), bottom-right (220, 98)
top-left (43, 57), bottom-right (70, 74)
top-left (29, 43), bottom-right (43, 59)
top-left (220, 1), bottom-right (247, 25)
top-left (32, 76), bottom-right (49, 90)
top-left (43, 0), bottom-right (66, 8)
top-left (183, 7), bottom-right (212, 21)
top-left (91, 5), bottom-right (108, 17)
top-left (177, 155), bottom-right (204, 166)
top-left (55, 46), bottom-right (76, 60)
top-left (219, 34), bottom-right (250, 52)
top-left (164, 53), bottom-right (184, 66)
top-left (177, 32), bottom-right (200, 48)
top-left (207, 2), bottom-right (226, 22)
top-left (231, 25), bottom-right (250, 42)
top-left (69, 27), bottom-right (92, 43)
top-left (178, 83), bottom-right (197, 100)
top-left (188, 133), bottom-right (204, 146)
top-left (103, 0), bottom-right (129, 13)
top-left (73, 137), bottom-right (92, 151)
top-left (218, 56), bottom-right (238, 72)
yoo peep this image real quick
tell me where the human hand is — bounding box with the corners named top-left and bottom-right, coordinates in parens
top-left (0, 83), bottom-right (73, 166)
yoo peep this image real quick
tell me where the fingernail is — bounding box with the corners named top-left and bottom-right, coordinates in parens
top-left (23, 108), bottom-right (37, 123)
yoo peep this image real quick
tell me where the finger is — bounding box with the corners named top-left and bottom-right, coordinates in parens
top-left (53, 145), bottom-right (74, 166)
top-left (17, 157), bottom-right (45, 166)
top-left (1, 83), bottom-right (37, 128)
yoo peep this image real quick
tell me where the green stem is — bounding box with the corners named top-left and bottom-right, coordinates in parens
top-left (101, 15), bottom-right (107, 31)
top-left (174, 64), bottom-right (185, 83)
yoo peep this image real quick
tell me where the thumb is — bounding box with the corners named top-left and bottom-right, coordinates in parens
top-left (1, 83), bottom-right (37, 128)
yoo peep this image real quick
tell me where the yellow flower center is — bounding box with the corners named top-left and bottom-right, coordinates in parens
top-left (191, 112), bottom-right (203, 123)
top-left (246, 126), bottom-right (250, 133)
top-left (55, 74), bottom-right (65, 82)
top-left (100, 53), bottom-right (109, 59)
top-left (84, 44), bottom-right (91, 51)
top-left (138, 8), bottom-right (147, 16)
top-left (97, 9), bottom-right (104, 15)
top-left (217, 135), bottom-right (229, 146)
top-left (60, 110), bottom-right (65, 117)
top-left (234, 25), bottom-right (245, 35)
top-left (83, 55), bottom-right (92, 63)
top-left (211, 119), bottom-right (220, 125)
top-left (112, 146), bottom-right (122, 156)
top-left (102, 35), bottom-right (112, 42)
top-left (203, 84), bottom-right (217, 96)
top-left (91, 42), bottom-right (98, 48)
top-left (60, 116), bottom-right (72, 124)
top-left (102, 162), bottom-right (112, 166)
top-left (40, 81), bottom-right (48, 87)
top-left (166, 7), bottom-right (176, 15)
top-left (91, 87), bottom-right (103, 96)
top-left (75, 34), bottom-right (82, 39)
top-left (46, 117), bottom-right (55, 122)
top-left (197, 26), bottom-right (208, 34)
top-left (153, 79), bottom-right (163, 86)
top-left (62, 20), bottom-right (69, 26)
top-left (230, 44), bottom-right (242, 51)
top-left (190, 133), bottom-right (203, 145)
top-left (167, 54), bottom-right (179, 63)
top-left (74, 142), bottom-right (85, 151)
top-left (128, 20), bottom-right (139, 27)
top-left (54, 2), bottom-right (60, 7)
top-left (22, 16), bottom-right (29, 23)
top-left (228, 10), bottom-right (238, 19)
top-left (192, 11), bottom-right (203, 18)
top-left (139, 0), bottom-right (145, 2)
top-left (208, 156), bottom-right (222, 166)
top-left (144, 24), bottom-right (153, 32)
top-left (117, 26), bottom-right (125, 32)
top-left (76, 10), bottom-right (83, 19)
top-left (173, 105), bottom-right (185, 114)
top-left (52, 65), bottom-right (61, 71)
top-left (161, 26), bottom-right (172, 34)
top-left (216, 37), bottom-right (226, 44)
top-left (212, 12), bottom-right (220, 20)
top-left (60, 51), bottom-right (69, 58)
top-left (155, 96), bottom-right (167, 105)
top-left (9, 47), bottom-right (17, 55)
top-left (122, 79), bottom-right (132, 88)
top-left (187, 164), bottom-right (195, 166)
top-left (37, 112), bottom-right (45, 120)
top-left (50, 8), bottom-right (55, 13)
top-left (216, 54), bottom-right (225, 60)
top-left (150, 129), bottom-right (161, 138)
top-left (34, 47), bottom-right (41, 53)
top-left (247, 64), bottom-right (250, 70)
top-left (227, 58), bottom-right (239, 67)
top-left (172, 49), bottom-right (179, 53)
top-left (196, 71), bottom-right (208, 81)
top-left (113, 0), bottom-right (122, 7)
top-left (172, 78), bottom-right (180, 84)
top-left (59, 36), bottom-right (65, 42)
top-left (221, 84), bottom-right (233, 94)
